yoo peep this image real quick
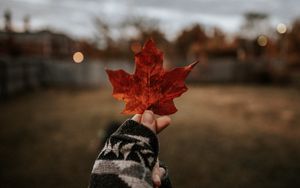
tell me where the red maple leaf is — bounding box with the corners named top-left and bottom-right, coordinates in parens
top-left (106, 39), bottom-right (198, 115)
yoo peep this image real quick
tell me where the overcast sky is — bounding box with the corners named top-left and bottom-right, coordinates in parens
top-left (1, 0), bottom-right (299, 40)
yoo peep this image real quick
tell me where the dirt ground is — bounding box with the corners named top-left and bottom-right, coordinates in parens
top-left (1, 86), bottom-right (300, 188)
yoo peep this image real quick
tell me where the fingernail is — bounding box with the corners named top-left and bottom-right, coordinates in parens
top-left (142, 110), bottom-right (154, 125)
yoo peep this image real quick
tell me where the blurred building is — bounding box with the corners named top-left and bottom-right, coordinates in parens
top-left (0, 30), bottom-right (74, 59)
top-left (0, 11), bottom-right (107, 98)
top-left (0, 10), bottom-right (101, 60)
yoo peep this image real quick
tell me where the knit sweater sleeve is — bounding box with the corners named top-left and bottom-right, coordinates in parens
top-left (89, 119), bottom-right (160, 188)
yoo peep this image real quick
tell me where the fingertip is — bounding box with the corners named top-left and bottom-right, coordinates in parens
top-left (153, 174), bottom-right (161, 187)
top-left (141, 110), bottom-right (156, 133)
top-left (156, 116), bottom-right (171, 133)
top-left (159, 167), bottom-right (166, 178)
top-left (131, 114), bottom-right (142, 122)
top-left (164, 116), bottom-right (171, 124)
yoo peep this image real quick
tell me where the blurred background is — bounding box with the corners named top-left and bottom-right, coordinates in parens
top-left (0, 0), bottom-right (300, 187)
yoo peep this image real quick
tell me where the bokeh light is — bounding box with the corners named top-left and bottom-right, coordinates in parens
top-left (257, 35), bottom-right (268, 47)
top-left (276, 23), bottom-right (287, 34)
top-left (73, 52), bottom-right (84, 63)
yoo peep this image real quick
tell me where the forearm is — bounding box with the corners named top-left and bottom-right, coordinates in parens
top-left (89, 119), bottom-right (159, 188)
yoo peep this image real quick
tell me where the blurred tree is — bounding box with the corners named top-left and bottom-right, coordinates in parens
top-left (121, 17), bottom-right (169, 47)
top-left (286, 19), bottom-right (300, 68)
top-left (121, 17), bottom-right (160, 35)
top-left (93, 17), bottom-right (130, 59)
top-left (206, 27), bottom-right (225, 50)
top-left (174, 24), bottom-right (208, 62)
top-left (206, 27), bottom-right (237, 58)
top-left (93, 16), bottom-right (170, 60)
top-left (94, 17), bottom-right (112, 49)
top-left (23, 15), bottom-right (30, 33)
top-left (240, 12), bottom-right (271, 39)
top-left (239, 12), bottom-right (272, 59)
top-left (4, 10), bottom-right (12, 32)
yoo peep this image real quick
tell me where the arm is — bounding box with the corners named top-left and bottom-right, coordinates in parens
top-left (89, 111), bottom-right (172, 188)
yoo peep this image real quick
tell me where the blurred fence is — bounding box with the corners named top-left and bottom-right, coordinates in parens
top-left (196, 60), bottom-right (237, 83)
top-left (190, 58), bottom-right (274, 84)
top-left (0, 58), bottom-right (293, 99)
top-left (0, 59), bottom-right (112, 98)
top-left (0, 59), bottom-right (136, 98)
top-left (0, 60), bottom-right (41, 98)
top-left (42, 62), bottom-right (105, 87)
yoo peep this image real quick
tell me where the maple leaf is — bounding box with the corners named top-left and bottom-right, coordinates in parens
top-left (106, 39), bottom-right (198, 115)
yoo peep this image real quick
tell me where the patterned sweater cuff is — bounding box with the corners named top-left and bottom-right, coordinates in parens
top-left (114, 119), bottom-right (159, 156)
top-left (97, 119), bottom-right (159, 170)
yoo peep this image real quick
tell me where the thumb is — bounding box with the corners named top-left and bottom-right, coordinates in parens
top-left (141, 110), bottom-right (156, 133)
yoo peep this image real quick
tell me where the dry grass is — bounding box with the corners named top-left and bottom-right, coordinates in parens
top-left (0, 86), bottom-right (300, 188)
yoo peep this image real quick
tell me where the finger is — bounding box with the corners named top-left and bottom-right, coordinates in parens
top-left (153, 174), bottom-right (161, 188)
top-left (156, 116), bottom-right (171, 133)
top-left (141, 110), bottom-right (156, 133)
top-left (131, 114), bottom-right (142, 123)
top-left (152, 161), bottom-right (161, 187)
top-left (158, 167), bottom-right (166, 179)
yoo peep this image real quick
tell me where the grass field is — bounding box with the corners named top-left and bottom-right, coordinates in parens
top-left (1, 86), bottom-right (300, 188)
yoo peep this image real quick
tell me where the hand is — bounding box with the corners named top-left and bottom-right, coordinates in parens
top-left (132, 110), bottom-right (171, 188)
top-left (131, 110), bottom-right (171, 134)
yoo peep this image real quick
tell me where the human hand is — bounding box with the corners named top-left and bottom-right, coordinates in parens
top-left (132, 110), bottom-right (171, 188)
top-left (131, 110), bottom-right (171, 134)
